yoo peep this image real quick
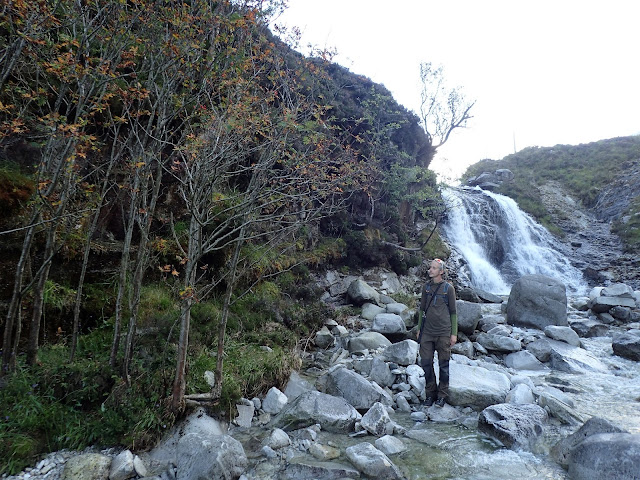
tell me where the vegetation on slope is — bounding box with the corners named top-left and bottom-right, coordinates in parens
top-left (463, 136), bottom-right (640, 250)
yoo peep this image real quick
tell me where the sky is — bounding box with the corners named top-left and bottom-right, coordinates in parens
top-left (272, 0), bottom-right (640, 182)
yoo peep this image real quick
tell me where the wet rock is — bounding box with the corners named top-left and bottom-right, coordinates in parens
top-left (568, 318), bottom-right (610, 338)
top-left (551, 416), bottom-right (627, 468)
top-left (568, 433), bottom-right (640, 480)
top-left (478, 403), bottom-right (548, 449)
top-left (506, 275), bottom-right (568, 329)
top-left (279, 458), bottom-right (361, 480)
top-left (546, 339), bottom-right (608, 373)
top-left (375, 435), bottom-right (407, 455)
top-left (271, 391), bottom-right (360, 433)
top-left (612, 331), bottom-right (640, 361)
top-left (360, 402), bottom-right (394, 436)
top-left (345, 442), bottom-right (405, 480)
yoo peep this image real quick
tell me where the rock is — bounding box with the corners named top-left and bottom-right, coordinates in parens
top-left (369, 357), bottom-right (395, 388)
top-left (385, 302), bottom-right (409, 315)
top-left (61, 453), bottom-right (111, 480)
top-left (570, 297), bottom-right (590, 311)
top-left (177, 433), bottom-right (247, 480)
top-left (308, 443), bottom-right (341, 461)
top-left (314, 326), bottom-right (335, 349)
top-left (360, 402), bottom-right (393, 436)
top-left (109, 450), bottom-right (135, 480)
top-left (375, 435), bottom-right (407, 455)
top-left (451, 340), bottom-right (474, 359)
top-left (569, 318), bottom-right (610, 338)
top-left (504, 350), bottom-right (547, 370)
top-left (372, 313), bottom-right (406, 335)
top-left (601, 282), bottom-right (635, 298)
top-left (349, 331), bottom-right (392, 353)
top-left (478, 403), bottom-right (548, 449)
top-left (455, 300), bottom-right (482, 335)
top-left (505, 383), bottom-right (535, 404)
top-left (546, 339), bottom-right (609, 373)
top-left (568, 433), bottom-right (640, 480)
top-left (551, 416), bottom-right (627, 468)
top-left (345, 442), bottom-right (404, 480)
top-left (544, 325), bottom-right (581, 346)
top-left (475, 333), bottom-right (521, 353)
top-left (262, 387), bottom-right (288, 414)
top-left (476, 288), bottom-right (504, 304)
top-left (132, 456), bottom-right (147, 478)
top-left (588, 295), bottom-right (636, 313)
top-left (448, 362), bottom-right (511, 409)
top-left (538, 388), bottom-right (586, 425)
top-left (279, 459), bottom-right (361, 479)
top-left (265, 428), bottom-right (290, 449)
top-left (347, 279), bottom-right (381, 306)
top-left (362, 302), bottom-right (386, 320)
top-left (326, 365), bottom-right (385, 410)
top-left (272, 391), bottom-right (360, 433)
top-left (612, 331), bottom-right (640, 361)
top-left (525, 338), bottom-right (552, 362)
top-left (283, 371), bottom-right (316, 401)
top-left (234, 404), bottom-right (254, 428)
top-left (381, 339), bottom-right (419, 366)
top-left (506, 275), bottom-right (568, 329)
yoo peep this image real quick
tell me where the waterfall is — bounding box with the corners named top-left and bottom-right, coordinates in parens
top-left (441, 187), bottom-right (588, 295)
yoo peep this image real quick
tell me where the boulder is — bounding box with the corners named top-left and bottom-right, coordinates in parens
top-left (569, 318), bottom-right (610, 338)
top-left (326, 366), bottom-right (384, 410)
top-left (109, 450), bottom-right (135, 480)
top-left (525, 338), bottom-right (552, 362)
top-left (568, 433), bottom-right (640, 480)
top-left (601, 282), bottom-right (635, 298)
top-left (381, 339), bottom-right (419, 366)
top-left (612, 331), bottom-right (640, 361)
top-left (506, 275), bottom-right (568, 329)
top-left (265, 428), bottom-right (290, 450)
top-left (544, 325), bottom-right (581, 346)
top-left (372, 313), bottom-right (406, 335)
top-left (448, 362), bottom-right (511, 409)
top-left (455, 300), bottom-right (482, 334)
top-left (347, 279), bottom-right (380, 306)
top-left (504, 350), bottom-right (546, 371)
top-left (61, 454), bottom-right (111, 480)
top-left (538, 388), bottom-right (586, 425)
top-left (375, 435), bottom-right (407, 455)
top-left (345, 442), bottom-right (404, 480)
top-left (588, 295), bottom-right (636, 313)
top-left (478, 403), bottom-right (548, 449)
top-left (262, 386), bottom-right (288, 415)
top-left (505, 383), bottom-right (535, 404)
top-left (551, 417), bottom-right (627, 468)
top-left (176, 433), bottom-right (247, 480)
top-left (283, 371), bottom-right (316, 401)
top-left (314, 326), bottom-right (335, 349)
top-left (349, 332), bottom-right (392, 353)
top-left (385, 302), bottom-right (409, 315)
top-left (272, 391), bottom-right (360, 433)
top-left (475, 333), bottom-right (521, 353)
top-left (362, 302), bottom-right (386, 320)
top-left (279, 459), bottom-right (361, 480)
top-left (360, 402), bottom-right (393, 436)
top-left (369, 357), bottom-right (395, 388)
top-left (546, 339), bottom-right (608, 373)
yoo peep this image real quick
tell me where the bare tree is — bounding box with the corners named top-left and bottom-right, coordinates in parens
top-left (419, 62), bottom-right (475, 149)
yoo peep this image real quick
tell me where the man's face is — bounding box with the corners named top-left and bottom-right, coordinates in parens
top-left (428, 261), bottom-right (442, 278)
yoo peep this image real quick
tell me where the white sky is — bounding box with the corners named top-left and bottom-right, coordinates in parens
top-left (272, 0), bottom-right (640, 181)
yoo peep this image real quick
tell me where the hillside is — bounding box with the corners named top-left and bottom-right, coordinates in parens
top-left (462, 136), bottom-right (640, 253)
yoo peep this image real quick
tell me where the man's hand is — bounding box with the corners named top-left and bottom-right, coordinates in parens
top-left (450, 335), bottom-right (457, 346)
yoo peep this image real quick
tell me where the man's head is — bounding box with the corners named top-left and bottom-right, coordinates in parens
top-left (428, 258), bottom-right (445, 281)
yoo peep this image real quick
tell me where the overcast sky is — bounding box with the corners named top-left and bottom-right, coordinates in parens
top-left (273, 0), bottom-right (640, 181)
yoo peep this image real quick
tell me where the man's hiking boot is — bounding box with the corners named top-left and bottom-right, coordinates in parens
top-left (435, 397), bottom-right (446, 407)
top-left (423, 397), bottom-right (435, 407)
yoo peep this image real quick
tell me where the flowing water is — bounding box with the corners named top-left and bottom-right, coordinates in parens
top-left (441, 187), bottom-right (588, 296)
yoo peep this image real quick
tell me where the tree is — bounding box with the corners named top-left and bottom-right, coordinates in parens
top-left (419, 62), bottom-right (475, 150)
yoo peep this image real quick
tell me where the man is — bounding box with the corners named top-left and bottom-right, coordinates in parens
top-left (416, 258), bottom-right (457, 407)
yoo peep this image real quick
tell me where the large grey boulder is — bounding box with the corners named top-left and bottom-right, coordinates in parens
top-left (448, 362), bottom-right (511, 409)
top-left (381, 339), bottom-right (418, 366)
top-left (360, 402), bottom-right (394, 436)
top-left (455, 300), bottom-right (482, 334)
top-left (325, 366), bottom-right (383, 410)
top-left (476, 333), bottom-right (521, 353)
top-left (612, 331), bottom-right (640, 361)
top-left (551, 417), bottom-right (627, 468)
top-left (349, 331), bottom-right (392, 353)
top-left (372, 313), bottom-right (406, 335)
top-left (345, 442), bottom-right (405, 480)
top-left (568, 433), bottom-right (640, 480)
top-left (588, 295), bottom-right (636, 313)
top-left (569, 318), bottom-right (610, 338)
top-left (176, 433), bottom-right (247, 480)
top-left (506, 275), bottom-right (568, 329)
top-left (347, 279), bottom-right (381, 306)
top-left (478, 403), bottom-right (548, 449)
top-left (271, 391), bottom-right (360, 433)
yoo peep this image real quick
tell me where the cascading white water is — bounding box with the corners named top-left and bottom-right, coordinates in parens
top-left (441, 187), bottom-right (588, 295)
